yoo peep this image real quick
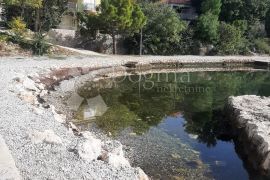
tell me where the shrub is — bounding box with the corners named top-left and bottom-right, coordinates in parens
top-left (31, 33), bottom-right (50, 55)
top-left (216, 22), bottom-right (247, 55)
top-left (8, 17), bottom-right (26, 37)
top-left (254, 38), bottom-right (270, 54)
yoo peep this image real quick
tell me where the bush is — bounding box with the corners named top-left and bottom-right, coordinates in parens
top-left (8, 17), bottom-right (26, 37)
top-left (216, 22), bottom-right (247, 55)
top-left (254, 38), bottom-right (270, 54)
top-left (31, 33), bottom-right (50, 55)
top-left (138, 3), bottom-right (186, 55)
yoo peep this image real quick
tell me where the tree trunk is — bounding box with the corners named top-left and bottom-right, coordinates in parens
top-left (34, 9), bottom-right (40, 32)
top-left (112, 34), bottom-right (117, 55)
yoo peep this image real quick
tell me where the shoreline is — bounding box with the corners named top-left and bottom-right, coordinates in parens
top-left (0, 55), bottom-right (270, 179)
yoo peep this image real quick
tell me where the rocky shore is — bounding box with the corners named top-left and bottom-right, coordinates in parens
top-left (227, 95), bottom-right (270, 176)
top-left (0, 55), bottom-right (270, 179)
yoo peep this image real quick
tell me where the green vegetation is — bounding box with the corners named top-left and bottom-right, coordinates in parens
top-left (133, 3), bottom-right (186, 55)
top-left (266, 8), bottom-right (270, 37)
top-left (254, 38), bottom-right (270, 54)
top-left (78, 0), bottom-right (146, 54)
top-left (1, 0), bottom-right (270, 55)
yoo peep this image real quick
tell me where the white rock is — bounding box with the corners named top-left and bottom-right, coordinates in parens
top-left (39, 90), bottom-right (48, 97)
top-left (136, 167), bottom-right (149, 180)
top-left (28, 130), bottom-right (62, 145)
top-left (77, 134), bottom-right (102, 161)
top-left (18, 91), bottom-right (37, 104)
top-left (22, 78), bottom-right (38, 91)
top-left (102, 140), bottom-right (130, 167)
top-left (51, 105), bottom-right (66, 123)
top-left (106, 153), bottom-right (130, 167)
top-left (102, 140), bottom-right (124, 156)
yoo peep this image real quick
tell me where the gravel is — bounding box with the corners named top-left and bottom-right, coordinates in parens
top-left (0, 55), bottom-right (269, 179)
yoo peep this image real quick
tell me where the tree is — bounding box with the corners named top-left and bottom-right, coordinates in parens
top-left (99, 0), bottom-right (146, 54)
top-left (201, 0), bottom-right (222, 16)
top-left (196, 12), bottom-right (219, 43)
top-left (266, 8), bottom-right (270, 37)
top-left (134, 3), bottom-right (186, 55)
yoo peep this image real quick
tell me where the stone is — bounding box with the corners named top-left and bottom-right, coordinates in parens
top-left (77, 133), bottom-right (102, 161)
top-left (28, 130), bottom-right (62, 145)
top-left (51, 105), bottom-right (66, 123)
top-left (18, 91), bottom-right (37, 105)
top-left (0, 135), bottom-right (21, 180)
top-left (102, 140), bottom-right (131, 167)
top-left (22, 78), bottom-right (38, 91)
top-left (135, 167), bottom-right (149, 180)
top-left (105, 153), bottom-right (130, 168)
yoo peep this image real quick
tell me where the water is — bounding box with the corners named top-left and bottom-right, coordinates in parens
top-left (74, 70), bottom-right (270, 180)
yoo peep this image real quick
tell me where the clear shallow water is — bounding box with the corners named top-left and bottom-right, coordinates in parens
top-left (74, 70), bottom-right (270, 179)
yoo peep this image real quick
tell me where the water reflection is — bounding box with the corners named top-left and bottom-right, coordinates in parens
top-left (73, 71), bottom-right (270, 179)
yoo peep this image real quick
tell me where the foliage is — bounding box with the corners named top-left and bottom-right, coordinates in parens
top-left (77, 12), bottom-right (101, 40)
top-left (98, 0), bottom-right (146, 54)
top-left (8, 17), bottom-right (26, 37)
top-left (266, 8), bottom-right (270, 37)
top-left (3, 0), bottom-right (67, 32)
top-left (220, 0), bottom-right (270, 23)
top-left (216, 22), bottom-right (246, 54)
top-left (137, 3), bottom-right (186, 55)
top-left (196, 12), bottom-right (219, 43)
top-left (31, 33), bottom-right (50, 55)
top-left (254, 38), bottom-right (270, 54)
top-left (201, 0), bottom-right (222, 16)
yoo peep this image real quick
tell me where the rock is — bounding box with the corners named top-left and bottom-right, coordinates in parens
top-left (135, 167), bottom-right (149, 180)
top-left (228, 95), bottom-right (270, 174)
top-left (171, 153), bottom-right (181, 159)
top-left (39, 90), bottom-right (48, 97)
top-left (18, 91), bottom-right (37, 105)
top-left (22, 78), bottom-right (38, 91)
top-left (0, 135), bottom-right (21, 180)
top-left (28, 130), bottom-right (62, 145)
top-left (102, 140), bottom-right (124, 156)
top-left (51, 105), bottom-right (66, 123)
top-left (105, 153), bottom-right (130, 168)
top-left (77, 133), bottom-right (102, 161)
top-left (102, 140), bottom-right (131, 167)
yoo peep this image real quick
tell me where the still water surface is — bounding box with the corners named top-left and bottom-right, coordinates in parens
top-left (74, 70), bottom-right (270, 179)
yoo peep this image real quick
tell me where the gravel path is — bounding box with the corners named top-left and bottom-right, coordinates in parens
top-left (0, 55), bottom-right (269, 180)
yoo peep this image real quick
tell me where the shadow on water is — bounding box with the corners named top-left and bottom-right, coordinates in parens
top-left (74, 70), bottom-right (270, 180)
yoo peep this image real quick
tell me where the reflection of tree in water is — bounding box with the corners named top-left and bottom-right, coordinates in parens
top-left (78, 71), bottom-right (270, 145)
